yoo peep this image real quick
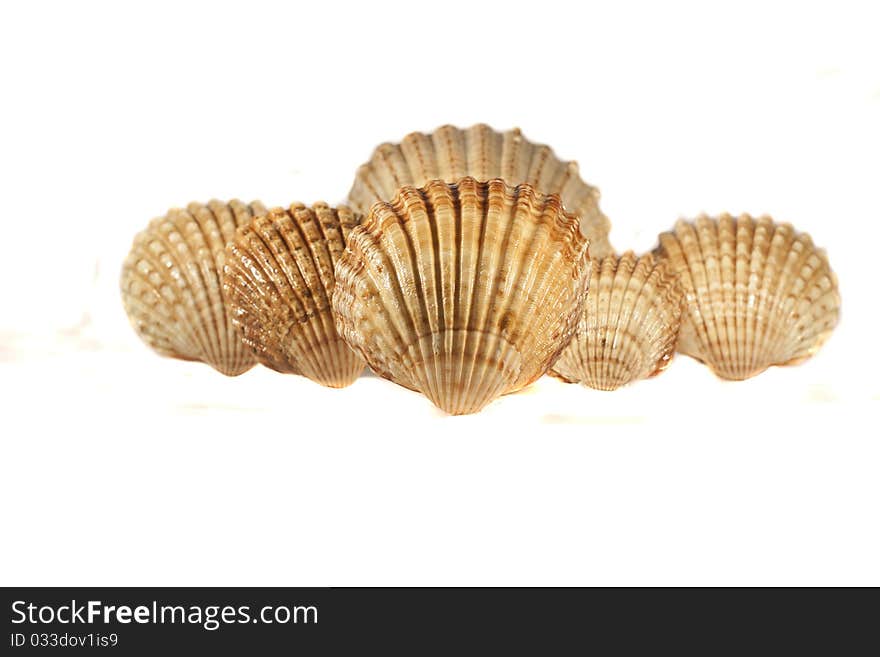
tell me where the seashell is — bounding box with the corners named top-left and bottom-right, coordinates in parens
top-left (222, 203), bottom-right (366, 388)
top-left (121, 200), bottom-right (266, 376)
top-left (655, 213), bottom-right (840, 380)
top-left (333, 177), bottom-right (592, 415)
top-left (347, 123), bottom-right (613, 258)
top-left (551, 252), bottom-right (684, 390)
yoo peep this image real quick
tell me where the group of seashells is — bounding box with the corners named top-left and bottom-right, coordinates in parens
top-left (121, 124), bottom-right (841, 415)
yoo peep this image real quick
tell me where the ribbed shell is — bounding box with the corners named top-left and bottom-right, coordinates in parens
top-left (333, 177), bottom-right (592, 415)
top-left (655, 214), bottom-right (840, 380)
top-left (121, 200), bottom-right (266, 376)
top-left (347, 124), bottom-right (613, 258)
top-left (223, 203), bottom-right (365, 388)
top-left (551, 252), bottom-right (683, 390)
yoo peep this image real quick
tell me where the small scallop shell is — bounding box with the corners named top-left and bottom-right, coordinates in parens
top-left (222, 203), bottom-right (365, 388)
top-left (333, 177), bottom-right (592, 415)
top-left (347, 123), bottom-right (613, 258)
top-left (655, 213), bottom-right (840, 380)
top-left (121, 200), bottom-right (266, 376)
top-left (551, 252), bottom-right (684, 390)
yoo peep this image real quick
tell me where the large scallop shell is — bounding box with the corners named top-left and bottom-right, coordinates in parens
top-left (121, 200), bottom-right (266, 376)
top-left (347, 123), bottom-right (613, 258)
top-left (655, 213), bottom-right (840, 380)
top-left (551, 252), bottom-right (683, 390)
top-left (222, 203), bottom-right (365, 388)
top-left (333, 177), bottom-right (592, 415)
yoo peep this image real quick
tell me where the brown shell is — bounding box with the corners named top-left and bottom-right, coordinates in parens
top-left (120, 200), bottom-right (266, 376)
top-left (655, 213), bottom-right (840, 380)
top-left (551, 252), bottom-right (684, 390)
top-left (222, 203), bottom-right (365, 388)
top-left (333, 177), bottom-right (592, 415)
top-left (347, 123), bottom-right (613, 258)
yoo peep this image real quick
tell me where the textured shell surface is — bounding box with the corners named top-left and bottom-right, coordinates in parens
top-left (347, 123), bottom-right (613, 259)
top-left (120, 200), bottom-right (266, 376)
top-left (655, 213), bottom-right (840, 380)
top-left (223, 203), bottom-right (365, 388)
top-left (551, 252), bottom-right (683, 391)
top-left (333, 177), bottom-right (592, 415)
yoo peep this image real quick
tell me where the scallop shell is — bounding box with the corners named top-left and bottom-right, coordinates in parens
top-left (333, 177), bottom-right (592, 415)
top-left (655, 213), bottom-right (840, 380)
top-left (348, 123), bottom-right (613, 258)
top-left (551, 252), bottom-right (683, 390)
top-left (121, 200), bottom-right (266, 376)
top-left (222, 203), bottom-right (365, 388)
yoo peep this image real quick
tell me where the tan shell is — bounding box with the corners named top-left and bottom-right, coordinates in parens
top-left (121, 200), bottom-right (266, 376)
top-left (551, 252), bottom-right (683, 390)
top-left (333, 177), bottom-right (592, 415)
top-left (655, 214), bottom-right (840, 380)
top-left (222, 203), bottom-right (365, 388)
top-left (347, 123), bottom-right (613, 258)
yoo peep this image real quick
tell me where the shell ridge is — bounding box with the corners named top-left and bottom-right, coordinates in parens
top-left (743, 216), bottom-right (768, 378)
top-left (748, 219), bottom-right (787, 376)
top-left (648, 259), bottom-right (684, 376)
top-left (681, 218), bottom-right (718, 366)
top-left (240, 220), bottom-right (318, 374)
top-left (279, 208), bottom-right (341, 383)
top-left (227, 199), bottom-right (269, 385)
top-left (313, 205), bottom-right (361, 383)
top-left (510, 196), bottom-right (574, 388)
top-left (598, 256), bottom-right (620, 385)
top-left (208, 202), bottom-right (256, 373)
top-left (226, 264), bottom-right (301, 374)
top-left (501, 127), bottom-right (525, 182)
top-left (347, 217), bottom-right (412, 381)
top-left (252, 216), bottom-right (321, 374)
top-left (291, 205), bottom-right (351, 383)
top-left (657, 230), bottom-right (694, 355)
top-left (610, 254), bottom-right (648, 385)
top-left (491, 184), bottom-right (548, 389)
top-left (153, 212), bottom-right (222, 368)
top-left (504, 193), bottom-right (582, 388)
top-left (209, 200), bottom-right (264, 375)
top-left (456, 180), bottom-right (499, 405)
top-left (418, 183), bottom-right (451, 405)
top-left (452, 183), bottom-right (517, 407)
top-left (717, 215), bottom-right (740, 377)
top-left (527, 250), bottom-right (589, 388)
top-left (382, 193), bottom-right (439, 396)
top-left (526, 218), bottom-right (590, 387)
top-left (732, 217), bottom-right (751, 379)
top-left (758, 219), bottom-right (792, 374)
top-left (403, 133), bottom-right (435, 185)
top-left (602, 256), bottom-right (629, 386)
top-left (166, 209), bottom-right (225, 368)
top-left (770, 234), bottom-right (830, 364)
top-left (450, 179), bottom-right (484, 412)
top-left (459, 180), bottom-right (521, 400)
top-left (449, 180), bottom-right (465, 412)
top-left (192, 203), bottom-right (235, 370)
top-left (123, 268), bottom-right (193, 357)
top-left (697, 216), bottom-right (730, 373)
top-left (124, 233), bottom-right (201, 358)
top-left (763, 229), bottom-right (808, 367)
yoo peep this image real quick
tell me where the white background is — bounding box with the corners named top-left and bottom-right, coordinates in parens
top-left (1, 0), bottom-right (878, 585)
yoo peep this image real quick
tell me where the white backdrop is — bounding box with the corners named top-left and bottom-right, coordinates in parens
top-left (1, 0), bottom-right (878, 585)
